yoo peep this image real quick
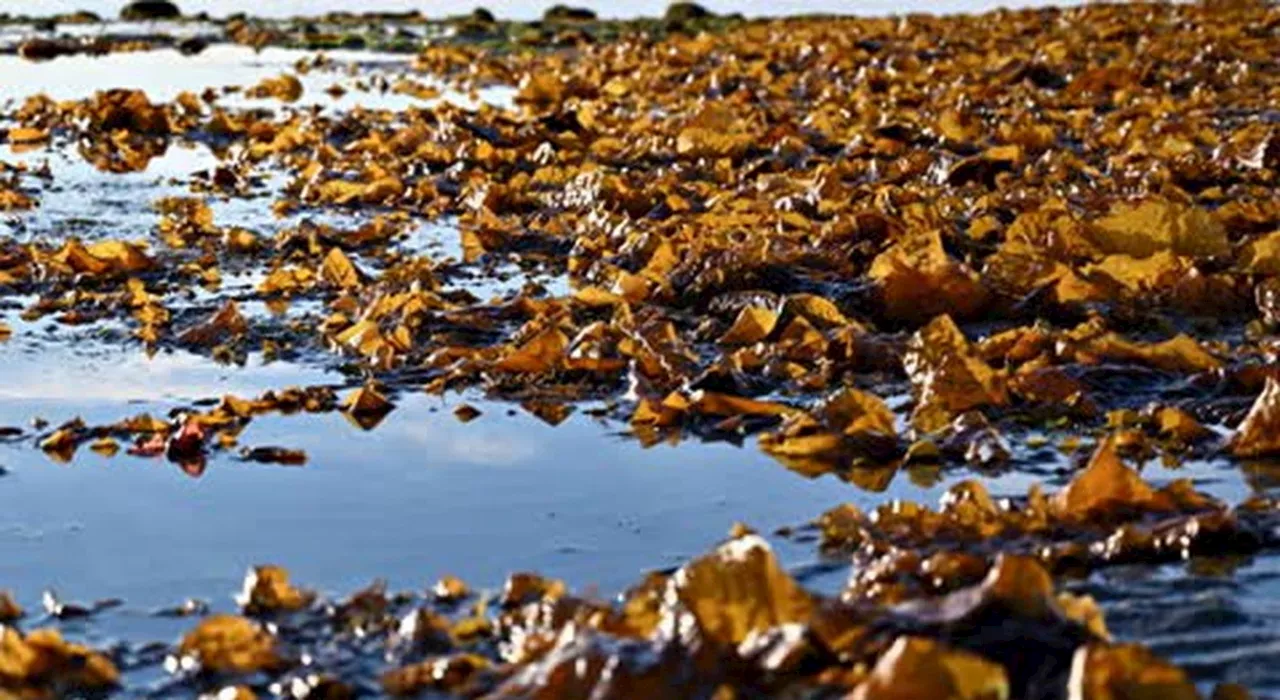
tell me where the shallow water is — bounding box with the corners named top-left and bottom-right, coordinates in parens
top-left (1072, 557), bottom-right (1280, 692)
top-left (0, 390), bottom-right (952, 604)
top-left (0, 30), bottom-right (1278, 699)
top-left (0, 45), bottom-right (508, 108)
top-left (0, 43), bottom-right (886, 613)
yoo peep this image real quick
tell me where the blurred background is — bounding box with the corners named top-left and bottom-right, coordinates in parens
top-left (17, 0), bottom-right (1086, 20)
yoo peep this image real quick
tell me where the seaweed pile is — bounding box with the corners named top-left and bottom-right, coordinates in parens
top-left (1, 0), bottom-right (1279, 696)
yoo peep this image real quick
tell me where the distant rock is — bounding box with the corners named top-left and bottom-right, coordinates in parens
top-left (58, 11), bottom-right (102, 23)
top-left (176, 36), bottom-right (208, 55)
top-left (543, 5), bottom-right (596, 22)
top-left (454, 7), bottom-right (498, 38)
top-left (120, 1), bottom-right (181, 21)
top-left (18, 38), bottom-right (70, 61)
top-left (665, 2), bottom-right (713, 23)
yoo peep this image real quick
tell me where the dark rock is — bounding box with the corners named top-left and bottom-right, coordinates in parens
top-left (469, 7), bottom-right (496, 23)
top-left (18, 38), bottom-right (72, 61)
top-left (456, 20), bottom-right (496, 38)
top-left (339, 34), bottom-right (367, 49)
top-left (665, 2), bottom-right (713, 22)
top-left (120, 1), bottom-right (181, 21)
top-left (57, 10), bottom-right (101, 23)
top-left (543, 5), bottom-right (596, 22)
top-left (33, 18), bottom-right (57, 32)
top-left (176, 36), bottom-right (208, 55)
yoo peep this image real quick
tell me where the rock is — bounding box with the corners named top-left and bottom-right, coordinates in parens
top-left (469, 7), bottom-right (496, 23)
top-left (58, 11), bottom-right (101, 23)
top-left (176, 36), bottom-right (208, 55)
top-left (456, 19), bottom-right (497, 38)
top-left (665, 2), bottom-right (714, 22)
top-left (120, 1), bottom-right (181, 21)
top-left (543, 5), bottom-right (597, 22)
top-left (18, 38), bottom-right (73, 61)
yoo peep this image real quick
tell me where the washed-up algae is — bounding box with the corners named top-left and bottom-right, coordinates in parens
top-left (8, 505), bottom-right (1273, 697)
top-left (2, 0), bottom-right (1280, 696)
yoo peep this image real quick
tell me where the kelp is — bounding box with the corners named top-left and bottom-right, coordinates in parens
top-left (3, 1), bottom-right (1280, 696)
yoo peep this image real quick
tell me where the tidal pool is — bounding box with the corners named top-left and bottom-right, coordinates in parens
top-left (0, 18), bottom-right (1277, 698)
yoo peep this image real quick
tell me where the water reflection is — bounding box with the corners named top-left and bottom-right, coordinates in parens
top-left (0, 390), bottom-right (966, 606)
top-left (0, 344), bottom-right (328, 404)
top-left (0, 45), bottom-right (512, 109)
